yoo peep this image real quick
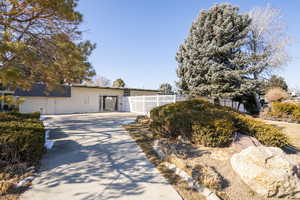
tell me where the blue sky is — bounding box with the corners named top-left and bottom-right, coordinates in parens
top-left (78, 0), bottom-right (300, 90)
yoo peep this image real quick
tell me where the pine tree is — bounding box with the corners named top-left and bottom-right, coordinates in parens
top-left (159, 83), bottom-right (173, 95)
top-left (0, 0), bottom-right (95, 90)
top-left (176, 3), bottom-right (256, 100)
top-left (113, 78), bottom-right (126, 88)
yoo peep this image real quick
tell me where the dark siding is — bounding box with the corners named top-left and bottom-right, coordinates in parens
top-left (14, 84), bottom-right (71, 97)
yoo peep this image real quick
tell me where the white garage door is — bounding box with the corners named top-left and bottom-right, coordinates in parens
top-left (20, 98), bottom-right (55, 114)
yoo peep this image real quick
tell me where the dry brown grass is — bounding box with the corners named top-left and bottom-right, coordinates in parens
top-left (192, 164), bottom-right (224, 191)
top-left (0, 163), bottom-right (34, 200)
top-left (123, 122), bottom-right (206, 200)
top-left (0, 182), bottom-right (13, 196)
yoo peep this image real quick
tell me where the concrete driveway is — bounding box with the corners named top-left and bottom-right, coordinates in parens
top-left (21, 112), bottom-right (182, 200)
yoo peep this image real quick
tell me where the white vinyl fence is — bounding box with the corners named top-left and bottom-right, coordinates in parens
top-left (120, 95), bottom-right (245, 115)
top-left (121, 95), bottom-right (187, 115)
top-left (218, 99), bottom-right (246, 113)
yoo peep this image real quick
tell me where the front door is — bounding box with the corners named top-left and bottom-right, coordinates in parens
top-left (103, 96), bottom-right (118, 112)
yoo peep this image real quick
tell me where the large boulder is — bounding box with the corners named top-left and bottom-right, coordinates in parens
top-left (231, 146), bottom-right (300, 198)
top-left (230, 133), bottom-right (262, 152)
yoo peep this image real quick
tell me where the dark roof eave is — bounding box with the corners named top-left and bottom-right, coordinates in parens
top-left (72, 85), bottom-right (159, 92)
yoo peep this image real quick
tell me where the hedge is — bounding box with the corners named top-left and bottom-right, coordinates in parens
top-left (0, 112), bottom-right (45, 165)
top-left (0, 112), bottom-right (40, 122)
top-left (150, 99), bottom-right (288, 148)
top-left (267, 102), bottom-right (300, 123)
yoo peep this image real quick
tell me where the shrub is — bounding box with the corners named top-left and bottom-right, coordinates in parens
top-left (0, 112), bottom-right (45, 165)
top-left (265, 87), bottom-right (289, 102)
top-left (150, 100), bottom-right (201, 139)
top-left (0, 112), bottom-right (40, 122)
top-left (150, 99), bottom-right (288, 147)
top-left (269, 102), bottom-right (300, 122)
top-left (233, 114), bottom-right (288, 147)
top-left (0, 129), bottom-right (45, 164)
top-left (192, 118), bottom-right (235, 147)
top-left (0, 121), bottom-right (44, 132)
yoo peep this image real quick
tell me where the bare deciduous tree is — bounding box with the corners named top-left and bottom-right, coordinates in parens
top-left (94, 76), bottom-right (111, 87)
top-left (85, 76), bottom-right (111, 87)
top-left (265, 87), bottom-right (289, 102)
top-left (247, 4), bottom-right (293, 79)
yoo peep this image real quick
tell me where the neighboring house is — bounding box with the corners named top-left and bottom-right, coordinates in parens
top-left (14, 84), bottom-right (159, 114)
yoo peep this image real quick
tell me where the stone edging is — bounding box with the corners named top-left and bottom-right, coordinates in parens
top-left (164, 162), bottom-right (221, 200)
top-left (153, 140), bottom-right (221, 200)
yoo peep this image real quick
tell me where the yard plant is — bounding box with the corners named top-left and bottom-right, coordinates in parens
top-left (0, 112), bottom-right (45, 196)
top-left (267, 102), bottom-right (300, 123)
top-left (150, 99), bottom-right (288, 147)
top-left (0, 112), bottom-right (45, 165)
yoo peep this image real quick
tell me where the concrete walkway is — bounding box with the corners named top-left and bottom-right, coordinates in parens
top-left (21, 113), bottom-right (182, 200)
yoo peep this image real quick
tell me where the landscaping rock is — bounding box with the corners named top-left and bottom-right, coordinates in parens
top-left (231, 146), bottom-right (300, 198)
top-left (230, 133), bottom-right (262, 152)
top-left (136, 115), bottom-right (150, 124)
top-left (153, 140), bottom-right (166, 159)
top-left (164, 162), bottom-right (221, 200)
top-left (16, 176), bottom-right (35, 188)
top-left (167, 154), bottom-right (187, 170)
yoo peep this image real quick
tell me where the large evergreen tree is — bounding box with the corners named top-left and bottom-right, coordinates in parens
top-left (176, 4), bottom-right (257, 100)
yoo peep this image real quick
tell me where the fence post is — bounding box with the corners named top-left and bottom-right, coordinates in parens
top-left (143, 96), bottom-right (146, 114)
top-left (173, 95), bottom-right (176, 103)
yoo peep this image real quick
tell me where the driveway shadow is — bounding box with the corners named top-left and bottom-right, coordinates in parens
top-left (29, 114), bottom-right (173, 200)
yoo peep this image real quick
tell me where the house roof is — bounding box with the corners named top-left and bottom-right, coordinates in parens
top-left (14, 84), bottom-right (71, 97)
top-left (72, 84), bottom-right (159, 92)
top-left (13, 84), bottom-right (159, 97)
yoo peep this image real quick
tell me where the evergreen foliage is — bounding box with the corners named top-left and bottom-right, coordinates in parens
top-left (0, 0), bottom-right (96, 90)
top-left (159, 83), bottom-right (173, 95)
top-left (150, 99), bottom-right (288, 147)
top-left (176, 4), bottom-right (258, 101)
top-left (112, 78), bottom-right (126, 88)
